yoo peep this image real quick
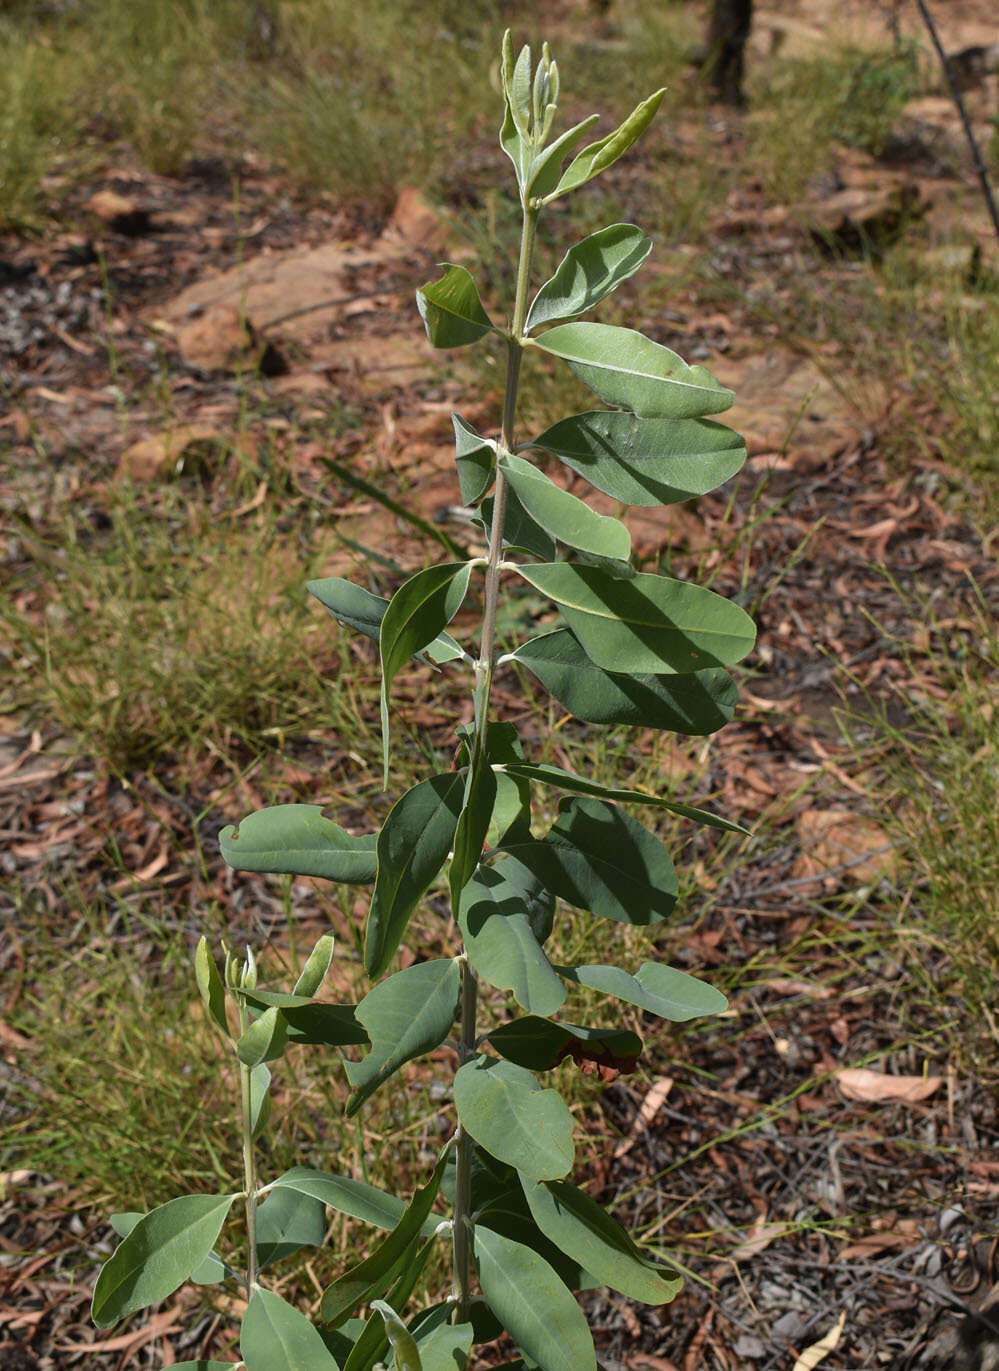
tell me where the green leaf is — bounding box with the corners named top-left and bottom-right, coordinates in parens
top-left (280, 1002), bottom-right (368, 1048)
top-left (343, 1241), bottom-right (440, 1371)
top-left (450, 752), bottom-right (498, 904)
top-left (487, 1017), bottom-right (642, 1073)
top-left (452, 413), bottom-right (495, 504)
top-left (498, 455), bottom-right (631, 562)
top-left (417, 265), bottom-right (495, 348)
top-left (516, 563), bottom-right (756, 673)
top-left (547, 88), bottom-right (665, 201)
top-left (345, 959), bottom-right (461, 1115)
top-left (458, 863), bottom-right (564, 1017)
top-left (92, 1193), bottom-right (237, 1328)
top-left (511, 628), bottom-right (738, 735)
top-left (414, 1320), bottom-right (473, 1371)
top-left (320, 1151), bottom-right (449, 1325)
top-left (380, 562), bottom-right (472, 781)
top-left (237, 1005), bottom-right (288, 1067)
top-left (507, 37), bottom-right (533, 140)
top-left (370, 1301), bottom-right (422, 1371)
top-left (109, 1208), bottom-right (238, 1285)
top-left (454, 1056), bottom-right (574, 1180)
top-left (269, 1167), bottom-right (437, 1236)
top-left (256, 1184), bottom-right (326, 1268)
top-left (501, 797), bottom-right (676, 926)
top-left (525, 114), bottom-right (601, 200)
top-left (526, 225), bottom-right (652, 331)
top-left (565, 961), bottom-right (728, 1020)
top-left (308, 577), bottom-right (463, 665)
top-left (365, 772), bottom-right (464, 979)
top-left (249, 1063), bottom-right (271, 1140)
top-left (529, 410), bottom-right (746, 506)
top-left (242, 1287), bottom-right (341, 1371)
top-left (194, 938), bottom-right (228, 1036)
top-left (520, 1177), bottom-right (682, 1305)
top-left (476, 1187), bottom-right (593, 1294)
top-left (503, 761), bottom-right (749, 834)
top-left (531, 323), bottom-right (733, 419)
top-left (294, 931), bottom-right (335, 997)
top-left (161, 1364), bottom-right (236, 1370)
top-left (476, 487), bottom-right (556, 562)
top-left (219, 805), bottom-right (377, 885)
top-left (473, 1227), bottom-right (597, 1371)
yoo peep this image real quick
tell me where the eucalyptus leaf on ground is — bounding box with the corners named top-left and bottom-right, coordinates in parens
top-left (454, 1055), bottom-right (574, 1180)
top-left (473, 1227), bottom-right (597, 1371)
top-left (529, 410), bottom-right (746, 505)
top-left (219, 805), bottom-right (377, 885)
top-left (516, 562), bottom-right (756, 673)
top-left (510, 628), bottom-right (737, 734)
top-left (565, 961), bottom-right (728, 1021)
top-left (526, 225), bottom-right (652, 331)
top-left (501, 796), bottom-right (677, 926)
top-left (242, 1287), bottom-right (341, 1371)
top-left (531, 322), bottom-right (733, 418)
top-left (345, 959), bottom-right (461, 1115)
top-left (92, 1194), bottom-right (237, 1328)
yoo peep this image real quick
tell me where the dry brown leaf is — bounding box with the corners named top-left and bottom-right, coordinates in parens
top-left (836, 1067), bottom-right (941, 1103)
top-left (838, 1231), bottom-right (913, 1262)
top-left (792, 1311), bottom-right (846, 1370)
top-left (731, 1219), bottom-right (790, 1261)
top-left (614, 1077), bottom-right (673, 1159)
top-left (793, 809), bottom-right (897, 888)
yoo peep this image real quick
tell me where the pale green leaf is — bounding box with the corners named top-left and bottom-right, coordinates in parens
top-left (452, 413), bottom-right (495, 504)
top-left (475, 486), bottom-right (556, 562)
top-left (548, 88), bottom-right (665, 200)
top-left (269, 1166), bottom-right (437, 1236)
top-left (498, 454), bottom-right (631, 562)
top-left (565, 961), bottom-right (728, 1020)
top-left (417, 265), bottom-right (495, 348)
top-left (511, 628), bottom-right (738, 734)
top-left (365, 772), bottom-right (464, 979)
top-left (525, 114), bottom-right (601, 200)
top-left (531, 323), bottom-right (733, 418)
top-left (242, 1287), bottom-right (341, 1371)
top-left (345, 959), bottom-right (461, 1115)
top-left (503, 760), bottom-right (749, 834)
top-left (520, 1177), bottom-right (683, 1305)
top-left (526, 225), bottom-right (652, 331)
top-left (256, 1184), bottom-right (326, 1268)
top-left (293, 931), bottom-right (335, 998)
top-left (308, 577), bottom-right (463, 665)
top-left (249, 1063), bottom-right (271, 1140)
top-left (501, 796), bottom-right (676, 926)
top-left (92, 1193), bottom-right (237, 1328)
top-left (529, 410), bottom-right (746, 505)
top-left (370, 1301), bottom-right (422, 1371)
top-left (458, 862), bottom-right (564, 1017)
top-left (454, 1056), bottom-right (574, 1180)
top-left (515, 562), bottom-right (756, 673)
top-left (194, 937), bottom-right (228, 1036)
top-left (219, 805), bottom-right (377, 885)
top-left (450, 751), bottom-right (498, 903)
top-left (237, 1005), bottom-right (287, 1067)
top-left (414, 1320), bottom-right (473, 1371)
top-left (473, 1227), bottom-right (597, 1371)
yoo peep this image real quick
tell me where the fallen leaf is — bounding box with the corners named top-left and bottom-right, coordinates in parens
top-left (614, 1077), bottom-right (673, 1159)
top-left (731, 1219), bottom-right (791, 1261)
top-left (792, 1310), bottom-right (846, 1370)
top-left (835, 1068), bottom-right (941, 1103)
top-left (838, 1231), bottom-right (913, 1261)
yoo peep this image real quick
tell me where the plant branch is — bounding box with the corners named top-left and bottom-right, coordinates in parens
top-left (237, 1003), bottom-right (259, 1293)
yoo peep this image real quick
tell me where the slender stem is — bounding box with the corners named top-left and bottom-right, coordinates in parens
top-left (452, 200), bottom-right (540, 1324)
top-left (238, 1002), bottom-right (259, 1293)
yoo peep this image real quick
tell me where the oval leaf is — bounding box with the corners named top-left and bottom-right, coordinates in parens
top-left (498, 454), bottom-right (631, 562)
top-left (220, 805), bottom-right (377, 885)
top-left (237, 1005), bottom-right (288, 1067)
top-left (452, 413), bottom-right (496, 505)
top-left (458, 863), bottom-right (565, 1017)
top-left (511, 628), bottom-right (737, 734)
top-left (454, 1056), bottom-right (574, 1181)
top-left (256, 1185), bottom-right (327, 1268)
top-left (530, 410), bottom-right (746, 505)
top-left (268, 1166), bottom-right (438, 1236)
top-left (365, 772), bottom-right (464, 979)
top-left (516, 562), bottom-right (756, 674)
top-left (488, 1017), bottom-right (642, 1073)
top-left (473, 1227), bottom-right (597, 1371)
top-left (520, 1177), bottom-right (682, 1305)
top-left (417, 264), bottom-right (495, 348)
top-left (242, 1287), bottom-right (341, 1371)
top-left (526, 225), bottom-right (652, 331)
top-left (345, 959), bottom-right (461, 1115)
top-left (566, 961), bottom-right (727, 1021)
top-left (531, 323), bottom-right (733, 419)
top-left (501, 797), bottom-right (676, 927)
top-left (92, 1194), bottom-right (237, 1328)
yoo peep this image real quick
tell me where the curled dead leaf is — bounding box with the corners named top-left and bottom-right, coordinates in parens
top-left (835, 1067), bottom-right (941, 1103)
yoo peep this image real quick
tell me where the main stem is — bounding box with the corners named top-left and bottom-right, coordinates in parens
top-left (238, 1004), bottom-right (259, 1293)
top-left (452, 201), bottom-right (539, 1323)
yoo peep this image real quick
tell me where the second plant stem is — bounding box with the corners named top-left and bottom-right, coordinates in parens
top-left (452, 202), bottom-right (539, 1323)
top-left (238, 1002), bottom-right (259, 1293)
